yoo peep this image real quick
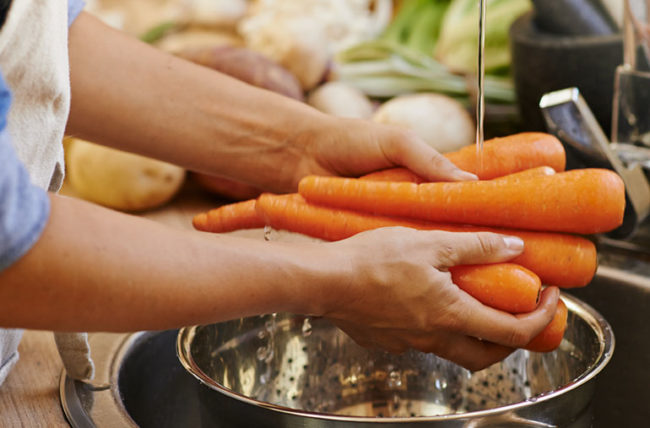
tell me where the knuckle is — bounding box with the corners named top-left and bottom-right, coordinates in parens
top-left (433, 303), bottom-right (464, 332)
top-left (435, 241), bottom-right (459, 266)
top-left (506, 326), bottom-right (533, 348)
top-left (476, 233), bottom-right (501, 255)
top-left (427, 152), bottom-right (451, 170)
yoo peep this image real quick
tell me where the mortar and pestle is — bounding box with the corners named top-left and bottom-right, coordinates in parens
top-left (510, 0), bottom-right (623, 135)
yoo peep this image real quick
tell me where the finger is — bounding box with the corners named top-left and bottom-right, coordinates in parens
top-left (340, 324), bottom-right (514, 370)
top-left (445, 286), bottom-right (560, 348)
top-left (334, 320), bottom-right (409, 353)
top-left (386, 130), bottom-right (478, 182)
top-left (413, 332), bottom-right (515, 372)
top-left (431, 231), bottom-right (525, 268)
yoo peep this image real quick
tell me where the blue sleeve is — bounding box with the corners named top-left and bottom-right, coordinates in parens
top-left (0, 76), bottom-right (50, 272)
top-left (68, 0), bottom-right (85, 27)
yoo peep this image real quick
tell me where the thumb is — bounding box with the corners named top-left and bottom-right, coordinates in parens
top-left (388, 130), bottom-right (477, 182)
top-left (433, 231), bottom-right (525, 268)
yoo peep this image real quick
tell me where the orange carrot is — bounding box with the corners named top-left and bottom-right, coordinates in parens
top-left (491, 166), bottom-right (556, 182)
top-left (192, 199), bottom-right (265, 233)
top-left (446, 132), bottom-right (566, 179)
top-left (450, 264), bottom-right (541, 313)
top-left (255, 193), bottom-right (597, 287)
top-left (361, 168), bottom-right (426, 183)
top-left (361, 165), bottom-right (556, 184)
top-left (360, 132), bottom-right (565, 182)
top-left (298, 169), bottom-right (625, 235)
top-left (525, 298), bottom-right (568, 352)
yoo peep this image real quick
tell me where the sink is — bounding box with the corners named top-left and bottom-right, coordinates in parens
top-left (565, 265), bottom-right (650, 425)
top-left (61, 257), bottom-right (650, 427)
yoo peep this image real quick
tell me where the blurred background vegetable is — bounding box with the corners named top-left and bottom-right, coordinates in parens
top-left (307, 81), bottom-right (375, 119)
top-left (65, 139), bottom-right (186, 212)
top-left (67, 0), bottom-right (534, 207)
top-left (372, 93), bottom-right (476, 152)
top-left (435, 0), bottom-right (531, 74)
top-left (238, 0), bottom-right (392, 89)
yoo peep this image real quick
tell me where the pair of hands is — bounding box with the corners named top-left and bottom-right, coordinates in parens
top-left (278, 117), bottom-right (560, 371)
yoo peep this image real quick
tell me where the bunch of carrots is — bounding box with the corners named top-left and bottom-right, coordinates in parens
top-left (193, 132), bottom-right (626, 354)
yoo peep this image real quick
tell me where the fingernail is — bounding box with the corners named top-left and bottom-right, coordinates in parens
top-left (455, 170), bottom-right (478, 181)
top-left (503, 236), bottom-right (524, 251)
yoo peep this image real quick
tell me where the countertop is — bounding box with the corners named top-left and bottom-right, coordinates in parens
top-left (0, 180), bottom-right (227, 427)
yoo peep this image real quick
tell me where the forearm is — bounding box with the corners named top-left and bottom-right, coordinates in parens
top-left (0, 194), bottom-right (335, 331)
top-left (66, 12), bottom-right (330, 192)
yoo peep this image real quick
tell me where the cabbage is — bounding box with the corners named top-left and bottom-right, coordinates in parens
top-left (434, 0), bottom-right (531, 74)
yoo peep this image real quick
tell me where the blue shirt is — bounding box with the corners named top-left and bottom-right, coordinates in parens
top-left (0, 0), bottom-right (84, 272)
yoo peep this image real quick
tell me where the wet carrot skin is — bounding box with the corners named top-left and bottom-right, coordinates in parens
top-left (446, 132), bottom-right (566, 179)
top-left (255, 194), bottom-right (597, 287)
top-left (298, 169), bottom-right (626, 235)
top-left (361, 132), bottom-right (565, 182)
top-left (449, 264), bottom-right (541, 314)
top-left (525, 298), bottom-right (568, 352)
top-left (193, 199), bottom-right (265, 233)
top-left (361, 165), bottom-right (556, 184)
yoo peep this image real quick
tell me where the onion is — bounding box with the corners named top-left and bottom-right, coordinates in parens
top-left (307, 81), bottom-right (374, 119)
top-left (372, 93), bottom-right (475, 153)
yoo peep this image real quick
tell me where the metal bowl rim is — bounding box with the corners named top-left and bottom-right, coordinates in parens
top-left (176, 292), bottom-right (614, 422)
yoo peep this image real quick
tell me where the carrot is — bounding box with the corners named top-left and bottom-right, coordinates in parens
top-left (191, 165), bottom-right (555, 234)
top-left (449, 264), bottom-right (541, 313)
top-left (192, 199), bottom-right (265, 233)
top-left (446, 132), bottom-right (566, 179)
top-left (362, 165), bottom-right (556, 184)
top-left (525, 298), bottom-right (568, 352)
top-left (255, 193), bottom-right (597, 287)
top-left (361, 168), bottom-right (426, 183)
top-left (298, 168), bottom-right (625, 235)
top-left (491, 166), bottom-right (556, 182)
top-left (360, 132), bottom-right (565, 182)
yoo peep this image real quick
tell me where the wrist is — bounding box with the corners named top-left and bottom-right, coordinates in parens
top-left (269, 240), bottom-right (351, 317)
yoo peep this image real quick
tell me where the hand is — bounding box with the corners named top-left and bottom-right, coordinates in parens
top-left (318, 228), bottom-right (560, 371)
top-left (287, 115), bottom-right (477, 190)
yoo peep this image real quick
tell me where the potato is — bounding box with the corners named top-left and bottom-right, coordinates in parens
top-left (176, 45), bottom-right (304, 101)
top-left (66, 139), bottom-right (185, 212)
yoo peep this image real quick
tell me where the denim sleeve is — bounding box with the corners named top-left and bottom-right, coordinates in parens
top-left (0, 131), bottom-right (50, 272)
top-left (0, 71), bottom-right (49, 272)
top-left (68, 0), bottom-right (85, 27)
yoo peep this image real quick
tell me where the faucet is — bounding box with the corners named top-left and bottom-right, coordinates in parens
top-left (539, 87), bottom-right (650, 240)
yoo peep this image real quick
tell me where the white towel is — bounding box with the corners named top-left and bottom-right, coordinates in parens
top-left (0, 0), bottom-right (94, 384)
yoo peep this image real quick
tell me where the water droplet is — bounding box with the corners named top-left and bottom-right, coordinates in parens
top-left (387, 370), bottom-right (402, 389)
top-left (302, 318), bottom-right (313, 337)
top-left (257, 330), bottom-right (267, 340)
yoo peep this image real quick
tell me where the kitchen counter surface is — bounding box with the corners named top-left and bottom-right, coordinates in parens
top-left (0, 181), bottom-right (226, 427)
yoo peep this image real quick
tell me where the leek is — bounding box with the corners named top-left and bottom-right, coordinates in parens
top-left (334, 40), bottom-right (515, 103)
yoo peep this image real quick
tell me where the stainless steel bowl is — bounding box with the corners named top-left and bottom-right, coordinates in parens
top-left (177, 293), bottom-right (613, 427)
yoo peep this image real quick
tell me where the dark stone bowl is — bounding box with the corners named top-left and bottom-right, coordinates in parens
top-left (510, 12), bottom-right (623, 135)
